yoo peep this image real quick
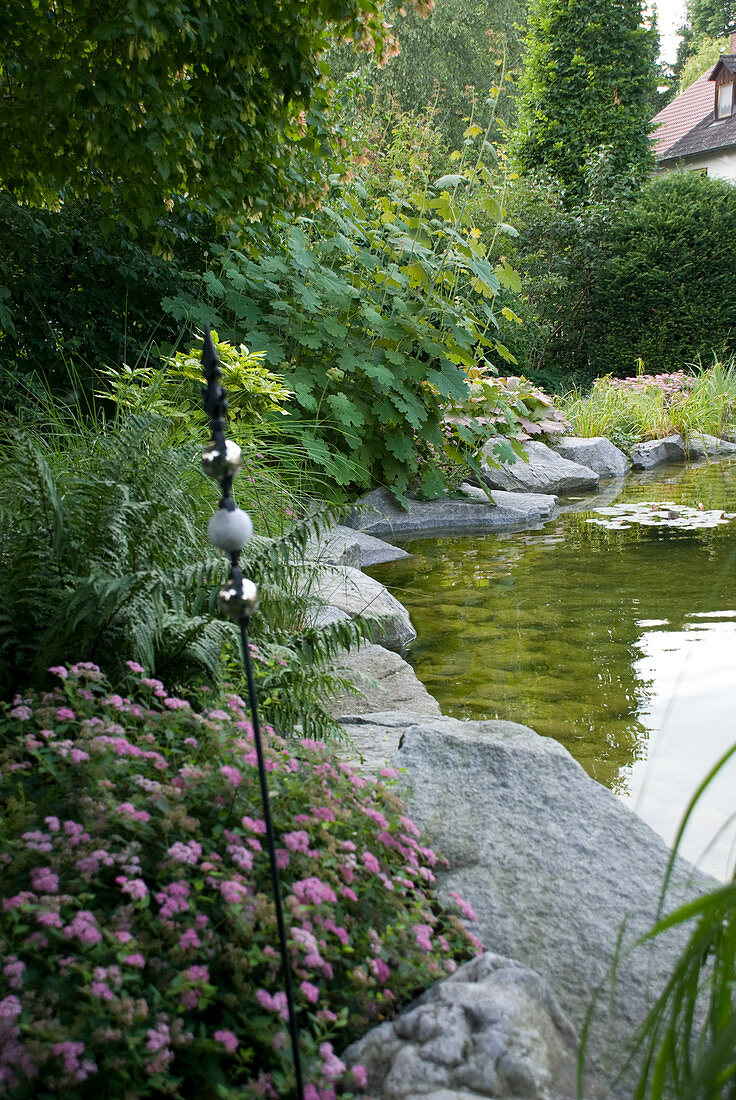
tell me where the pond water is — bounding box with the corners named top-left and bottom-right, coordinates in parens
top-left (368, 460), bottom-right (736, 880)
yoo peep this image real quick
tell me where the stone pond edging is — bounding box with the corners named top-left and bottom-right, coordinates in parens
top-left (305, 433), bottom-right (732, 1097)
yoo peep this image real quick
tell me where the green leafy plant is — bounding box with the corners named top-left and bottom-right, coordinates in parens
top-left (165, 122), bottom-right (525, 499)
top-left (0, 664), bottom-right (479, 1098)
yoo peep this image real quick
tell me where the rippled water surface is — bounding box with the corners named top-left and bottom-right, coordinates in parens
top-left (368, 460), bottom-right (736, 879)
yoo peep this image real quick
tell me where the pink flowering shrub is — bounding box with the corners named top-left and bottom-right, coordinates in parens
top-left (0, 664), bottom-right (479, 1098)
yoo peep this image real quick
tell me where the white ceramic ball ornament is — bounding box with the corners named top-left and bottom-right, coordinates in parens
top-left (207, 507), bottom-right (254, 552)
top-left (201, 439), bottom-right (243, 479)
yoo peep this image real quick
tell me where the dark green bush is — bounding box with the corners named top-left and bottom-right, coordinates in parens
top-left (587, 172), bottom-right (736, 379)
top-left (0, 196), bottom-right (211, 404)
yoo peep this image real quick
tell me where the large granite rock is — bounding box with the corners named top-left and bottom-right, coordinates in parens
top-left (343, 952), bottom-right (602, 1100)
top-left (347, 486), bottom-right (557, 538)
top-left (686, 434), bottom-right (736, 460)
top-left (339, 711), bottom-right (711, 1095)
top-left (554, 436), bottom-right (629, 478)
top-left (480, 440), bottom-right (599, 495)
top-left (310, 566), bottom-right (416, 649)
top-left (308, 525), bottom-right (411, 568)
top-left (629, 434), bottom-right (687, 469)
top-left (324, 644), bottom-right (441, 723)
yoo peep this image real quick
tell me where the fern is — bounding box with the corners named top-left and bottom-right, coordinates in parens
top-left (0, 408), bottom-right (384, 742)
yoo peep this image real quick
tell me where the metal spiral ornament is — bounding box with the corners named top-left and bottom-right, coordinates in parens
top-left (201, 328), bottom-right (305, 1100)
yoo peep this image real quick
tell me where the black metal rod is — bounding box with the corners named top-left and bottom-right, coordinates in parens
top-left (240, 616), bottom-right (305, 1100)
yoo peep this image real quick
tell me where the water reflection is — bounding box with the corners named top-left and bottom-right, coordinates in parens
top-left (368, 461), bottom-right (736, 876)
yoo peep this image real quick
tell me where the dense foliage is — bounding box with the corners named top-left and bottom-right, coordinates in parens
top-left (585, 173), bottom-right (736, 379)
top-left (165, 126), bottom-right (526, 498)
top-left (513, 0), bottom-right (657, 205)
top-left (0, 196), bottom-right (214, 402)
top-left (330, 0), bottom-right (527, 149)
top-left (0, 0), bottom-right (431, 230)
top-left (0, 392), bottom-right (383, 742)
top-left (0, 664), bottom-right (478, 1097)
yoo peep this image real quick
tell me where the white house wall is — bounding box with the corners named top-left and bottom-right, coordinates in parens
top-left (656, 148), bottom-right (736, 182)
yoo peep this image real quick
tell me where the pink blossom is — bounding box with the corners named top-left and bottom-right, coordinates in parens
top-left (90, 980), bottom-right (114, 1001)
top-left (31, 867), bottom-right (59, 893)
top-left (362, 851), bottom-right (380, 874)
top-left (55, 707), bottom-right (76, 721)
top-left (319, 1041), bottom-right (346, 1082)
top-left (414, 923), bottom-right (433, 952)
top-left (146, 1023), bottom-right (170, 1052)
top-left (241, 815), bottom-right (267, 834)
top-left (164, 697), bottom-right (190, 710)
top-left (9, 706), bottom-right (32, 720)
top-left (0, 995), bottom-right (22, 1020)
top-left (124, 954), bottom-right (145, 968)
top-left (300, 980), bottom-right (320, 1004)
top-left (64, 911), bottom-right (102, 946)
top-left (220, 879), bottom-right (249, 905)
top-left (255, 989), bottom-right (288, 1021)
top-left (116, 802), bottom-right (150, 823)
top-left (220, 765), bottom-right (242, 787)
top-left (167, 840), bottom-right (202, 865)
top-left (380, 766), bottom-right (400, 779)
top-left (3, 958), bottom-right (25, 989)
top-left (117, 876), bottom-right (149, 900)
top-left (207, 709), bottom-right (231, 722)
top-left (448, 891), bottom-right (478, 922)
top-left (179, 928), bottom-right (200, 950)
top-left (292, 877), bottom-right (337, 907)
top-left (214, 1029), bottom-right (239, 1053)
top-left (184, 965), bottom-right (210, 982)
top-left (352, 1065), bottom-right (368, 1088)
top-left (126, 661), bottom-right (146, 673)
top-left (284, 830), bottom-right (309, 853)
top-left (49, 665), bottom-right (69, 679)
top-left (114, 931), bottom-right (133, 943)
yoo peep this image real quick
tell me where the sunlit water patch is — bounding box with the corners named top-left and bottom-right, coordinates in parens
top-left (368, 460), bottom-right (736, 879)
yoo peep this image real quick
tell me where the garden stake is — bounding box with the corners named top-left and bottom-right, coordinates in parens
top-left (201, 327), bottom-right (305, 1100)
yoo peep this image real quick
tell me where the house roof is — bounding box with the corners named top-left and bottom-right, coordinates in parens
top-left (650, 69), bottom-right (716, 159)
top-left (710, 56), bottom-right (736, 80)
top-left (651, 55), bottom-right (736, 162)
top-left (659, 107), bottom-right (736, 163)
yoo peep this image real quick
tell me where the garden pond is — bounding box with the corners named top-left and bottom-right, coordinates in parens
top-left (367, 459), bottom-right (736, 881)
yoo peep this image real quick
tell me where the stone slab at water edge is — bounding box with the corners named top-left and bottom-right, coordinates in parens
top-left (323, 643), bottom-right (441, 723)
top-left (347, 486), bottom-right (557, 538)
top-left (338, 711), bottom-right (714, 1097)
top-left (343, 951), bottom-right (603, 1100)
top-left (630, 433), bottom-right (736, 469)
top-left (479, 439), bottom-right (599, 496)
top-left (309, 565), bottom-right (416, 649)
top-left (307, 524), bottom-right (411, 568)
top-left (553, 436), bottom-right (629, 478)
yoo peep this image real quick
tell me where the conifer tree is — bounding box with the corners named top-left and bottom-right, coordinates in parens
top-left (513, 0), bottom-right (657, 205)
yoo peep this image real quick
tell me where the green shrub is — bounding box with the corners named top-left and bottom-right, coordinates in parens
top-left (0, 402), bottom-right (380, 742)
top-left (0, 196), bottom-right (212, 404)
top-left (586, 173), bottom-right (736, 379)
top-left (0, 664), bottom-right (478, 1098)
top-left (164, 125), bottom-right (525, 499)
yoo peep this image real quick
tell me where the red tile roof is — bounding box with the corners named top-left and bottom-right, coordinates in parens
top-left (650, 70), bottom-right (715, 158)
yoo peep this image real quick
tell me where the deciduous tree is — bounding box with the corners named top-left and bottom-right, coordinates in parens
top-left (513, 0), bottom-right (657, 205)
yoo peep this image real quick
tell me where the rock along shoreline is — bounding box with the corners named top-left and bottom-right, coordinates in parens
top-left (309, 434), bottom-right (734, 1099)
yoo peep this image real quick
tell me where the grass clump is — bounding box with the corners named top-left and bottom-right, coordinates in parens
top-left (560, 359), bottom-right (736, 451)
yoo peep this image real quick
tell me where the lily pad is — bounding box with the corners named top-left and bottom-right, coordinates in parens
top-left (585, 501), bottom-right (736, 531)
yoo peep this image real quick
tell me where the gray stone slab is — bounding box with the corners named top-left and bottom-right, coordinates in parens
top-left (341, 711), bottom-right (712, 1096)
top-left (324, 643), bottom-right (441, 721)
top-left (308, 525), bottom-right (411, 568)
top-left (310, 565), bottom-right (416, 650)
top-left (554, 436), bottom-right (630, 478)
top-left (344, 951), bottom-right (602, 1100)
top-left (480, 439), bottom-right (599, 496)
top-left (629, 434), bottom-right (688, 469)
top-left (346, 486), bottom-right (557, 539)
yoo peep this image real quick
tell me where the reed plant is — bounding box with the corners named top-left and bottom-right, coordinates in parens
top-left (618, 744), bottom-right (736, 1098)
top-left (560, 358), bottom-right (736, 451)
